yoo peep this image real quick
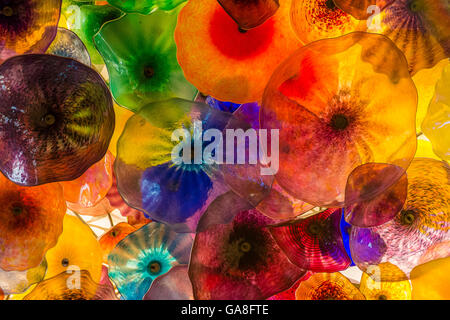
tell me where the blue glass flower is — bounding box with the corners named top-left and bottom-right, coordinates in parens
top-left (115, 98), bottom-right (272, 232)
top-left (107, 222), bottom-right (193, 300)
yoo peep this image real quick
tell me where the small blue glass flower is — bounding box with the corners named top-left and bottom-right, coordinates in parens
top-left (107, 222), bottom-right (193, 300)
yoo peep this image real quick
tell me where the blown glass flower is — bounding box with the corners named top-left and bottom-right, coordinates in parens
top-left (290, 0), bottom-right (364, 44)
top-left (107, 0), bottom-right (186, 14)
top-left (260, 32), bottom-right (417, 207)
top-left (45, 215), bottom-right (103, 283)
top-left (46, 27), bottom-right (91, 66)
top-left (295, 272), bottom-right (365, 300)
top-left (24, 270), bottom-right (117, 300)
top-left (61, 151), bottom-right (114, 208)
top-left (350, 158), bottom-right (450, 280)
top-left (218, 0), bottom-right (280, 30)
top-left (174, 0), bottom-right (300, 103)
top-left (0, 54), bottom-right (115, 186)
top-left (115, 98), bottom-right (269, 232)
top-left (270, 209), bottom-right (351, 272)
top-left (94, 9), bottom-right (197, 112)
top-left (422, 64), bottom-right (450, 161)
top-left (189, 205), bottom-right (306, 300)
top-left (0, 0), bottom-right (61, 63)
top-left (143, 265), bottom-right (193, 300)
top-left (107, 222), bottom-right (193, 300)
top-left (0, 173), bottom-right (65, 271)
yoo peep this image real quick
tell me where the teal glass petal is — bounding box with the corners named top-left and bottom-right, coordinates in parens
top-left (107, 222), bottom-right (193, 300)
top-left (94, 9), bottom-right (197, 112)
top-left (107, 0), bottom-right (187, 14)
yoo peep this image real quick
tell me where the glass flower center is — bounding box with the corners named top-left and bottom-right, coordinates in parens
top-left (143, 66), bottom-right (155, 78)
top-left (408, 0), bottom-right (420, 12)
top-left (400, 209), bottom-right (416, 225)
top-left (11, 204), bottom-right (23, 215)
top-left (308, 222), bottom-right (323, 235)
top-left (43, 113), bottom-right (56, 126)
top-left (325, 0), bottom-right (336, 10)
top-left (147, 261), bottom-right (161, 275)
top-left (313, 282), bottom-right (347, 300)
top-left (378, 294), bottom-right (388, 300)
top-left (1, 6), bottom-right (13, 17)
top-left (239, 241), bottom-right (252, 253)
top-left (330, 114), bottom-right (349, 130)
top-left (179, 143), bottom-right (197, 161)
top-left (61, 258), bottom-right (69, 267)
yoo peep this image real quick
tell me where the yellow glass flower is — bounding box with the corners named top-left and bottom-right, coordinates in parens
top-left (44, 215), bottom-right (103, 283)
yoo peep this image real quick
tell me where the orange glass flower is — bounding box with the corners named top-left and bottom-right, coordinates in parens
top-left (295, 272), bottom-right (365, 300)
top-left (45, 215), bottom-right (103, 283)
top-left (261, 32), bottom-right (417, 207)
top-left (0, 0), bottom-right (61, 63)
top-left (0, 173), bottom-right (65, 271)
top-left (175, 0), bottom-right (300, 103)
top-left (290, 0), bottom-right (364, 44)
top-left (61, 151), bottom-right (114, 208)
top-left (360, 268), bottom-right (411, 300)
top-left (24, 270), bottom-right (117, 300)
top-left (99, 222), bottom-right (136, 263)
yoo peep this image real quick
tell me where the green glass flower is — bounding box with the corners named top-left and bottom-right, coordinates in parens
top-left (69, 4), bottom-right (124, 65)
top-left (107, 0), bottom-right (186, 14)
top-left (94, 9), bottom-right (197, 111)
